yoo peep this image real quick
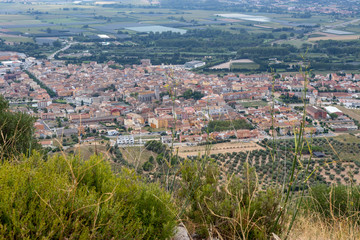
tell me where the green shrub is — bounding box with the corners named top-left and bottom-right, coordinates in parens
top-left (307, 184), bottom-right (360, 221)
top-left (0, 96), bottom-right (40, 159)
top-left (143, 161), bottom-right (154, 171)
top-left (178, 160), bottom-right (284, 239)
top-left (0, 152), bottom-right (176, 239)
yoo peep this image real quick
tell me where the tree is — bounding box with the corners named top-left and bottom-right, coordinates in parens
top-left (279, 34), bottom-right (287, 39)
top-left (181, 89), bottom-right (204, 100)
top-left (56, 117), bottom-right (62, 127)
top-left (142, 161), bottom-right (154, 171)
top-left (0, 95), bottom-right (9, 111)
top-left (149, 156), bottom-right (155, 164)
top-left (329, 113), bottom-right (338, 120)
top-left (207, 119), bottom-right (254, 132)
top-left (0, 95), bottom-right (40, 159)
top-left (52, 40), bottom-right (61, 48)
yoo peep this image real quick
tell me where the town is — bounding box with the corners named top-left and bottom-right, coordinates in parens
top-left (1, 51), bottom-right (360, 156)
top-left (2, 1), bottom-right (360, 239)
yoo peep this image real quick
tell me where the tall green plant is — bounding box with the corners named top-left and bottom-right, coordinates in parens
top-left (178, 159), bottom-right (284, 239)
top-left (269, 56), bottom-right (320, 239)
top-left (0, 152), bottom-right (177, 239)
top-left (308, 184), bottom-right (360, 222)
top-left (0, 95), bottom-right (40, 160)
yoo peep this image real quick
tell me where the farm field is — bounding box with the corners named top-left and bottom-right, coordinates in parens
top-left (231, 62), bottom-right (260, 70)
top-left (333, 133), bottom-right (360, 144)
top-left (337, 106), bottom-right (360, 122)
top-left (0, 2), bottom-right (347, 40)
top-left (210, 59), bottom-right (254, 69)
top-left (308, 34), bottom-right (360, 41)
top-left (0, 2), bottom-right (359, 73)
top-left (207, 137), bottom-right (360, 187)
top-left (140, 133), bottom-right (360, 187)
top-left (278, 39), bottom-right (310, 48)
top-left (0, 33), bottom-right (34, 43)
top-left (176, 141), bottom-right (263, 158)
top-left (238, 100), bottom-right (269, 108)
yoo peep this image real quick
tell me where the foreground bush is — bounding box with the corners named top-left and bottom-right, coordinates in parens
top-left (308, 184), bottom-right (360, 222)
top-left (178, 159), bottom-right (284, 239)
top-left (0, 95), bottom-right (40, 160)
top-left (289, 213), bottom-right (360, 240)
top-left (0, 152), bottom-right (177, 239)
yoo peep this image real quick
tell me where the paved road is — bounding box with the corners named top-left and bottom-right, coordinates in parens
top-left (40, 120), bottom-right (52, 131)
top-left (275, 132), bottom-right (336, 140)
top-left (324, 19), bottom-right (360, 30)
top-left (48, 42), bottom-right (76, 60)
top-left (271, 19), bottom-right (360, 47)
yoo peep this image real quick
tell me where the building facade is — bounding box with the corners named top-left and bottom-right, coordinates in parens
top-left (306, 106), bottom-right (327, 119)
top-left (116, 135), bottom-right (135, 145)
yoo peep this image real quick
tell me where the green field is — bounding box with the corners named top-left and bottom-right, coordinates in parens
top-left (0, 2), bottom-right (347, 39)
top-left (0, 2), bottom-right (359, 74)
top-left (238, 100), bottom-right (269, 108)
top-left (231, 62), bottom-right (260, 70)
top-left (0, 35), bottom-right (33, 43)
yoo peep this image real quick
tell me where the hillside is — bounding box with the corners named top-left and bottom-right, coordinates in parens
top-left (2, 91), bottom-right (360, 239)
top-left (0, 152), bottom-right (176, 239)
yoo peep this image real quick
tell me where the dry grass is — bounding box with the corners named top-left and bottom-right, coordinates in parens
top-left (254, 24), bottom-right (273, 29)
top-left (333, 133), bottom-right (360, 144)
top-left (120, 146), bottom-right (157, 168)
top-left (337, 106), bottom-right (360, 122)
top-left (176, 141), bottom-right (263, 158)
top-left (308, 35), bottom-right (360, 41)
top-left (68, 143), bottom-right (110, 160)
top-left (289, 213), bottom-right (360, 240)
top-left (210, 59), bottom-right (254, 69)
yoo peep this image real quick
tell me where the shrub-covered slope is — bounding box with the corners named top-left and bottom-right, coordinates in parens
top-left (0, 152), bottom-right (177, 239)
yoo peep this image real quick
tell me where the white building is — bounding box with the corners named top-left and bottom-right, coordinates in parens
top-left (117, 135), bottom-right (134, 145)
top-left (161, 136), bottom-right (172, 144)
top-left (108, 130), bottom-right (119, 136)
top-left (75, 96), bottom-right (93, 106)
top-left (1, 60), bottom-right (23, 68)
top-left (98, 34), bottom-right (110, 39)
top-left (37, 100), bottom-right (52, 108)
top-left (184, 61), bottom-right (206, 69)
top-left (324, 106), bottom-right (342, 115)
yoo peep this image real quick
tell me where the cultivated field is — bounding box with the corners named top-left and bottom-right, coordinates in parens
top-left (210, 59), bottom-right (254, 69)
top-left (176, 141), bottom-right (263, 158)
top-left (210, 138), bottom-right (360, 186)
top-left (0, 33), bottom-right (33, 43)
top-left (0, 2), bottom-right (355, 48)
top-left (308, 34), bottom-right (360, 41)
top-left (238, 100), bottom-right (269, 108)
top-left (337, 106), bottom-right (360, 122)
